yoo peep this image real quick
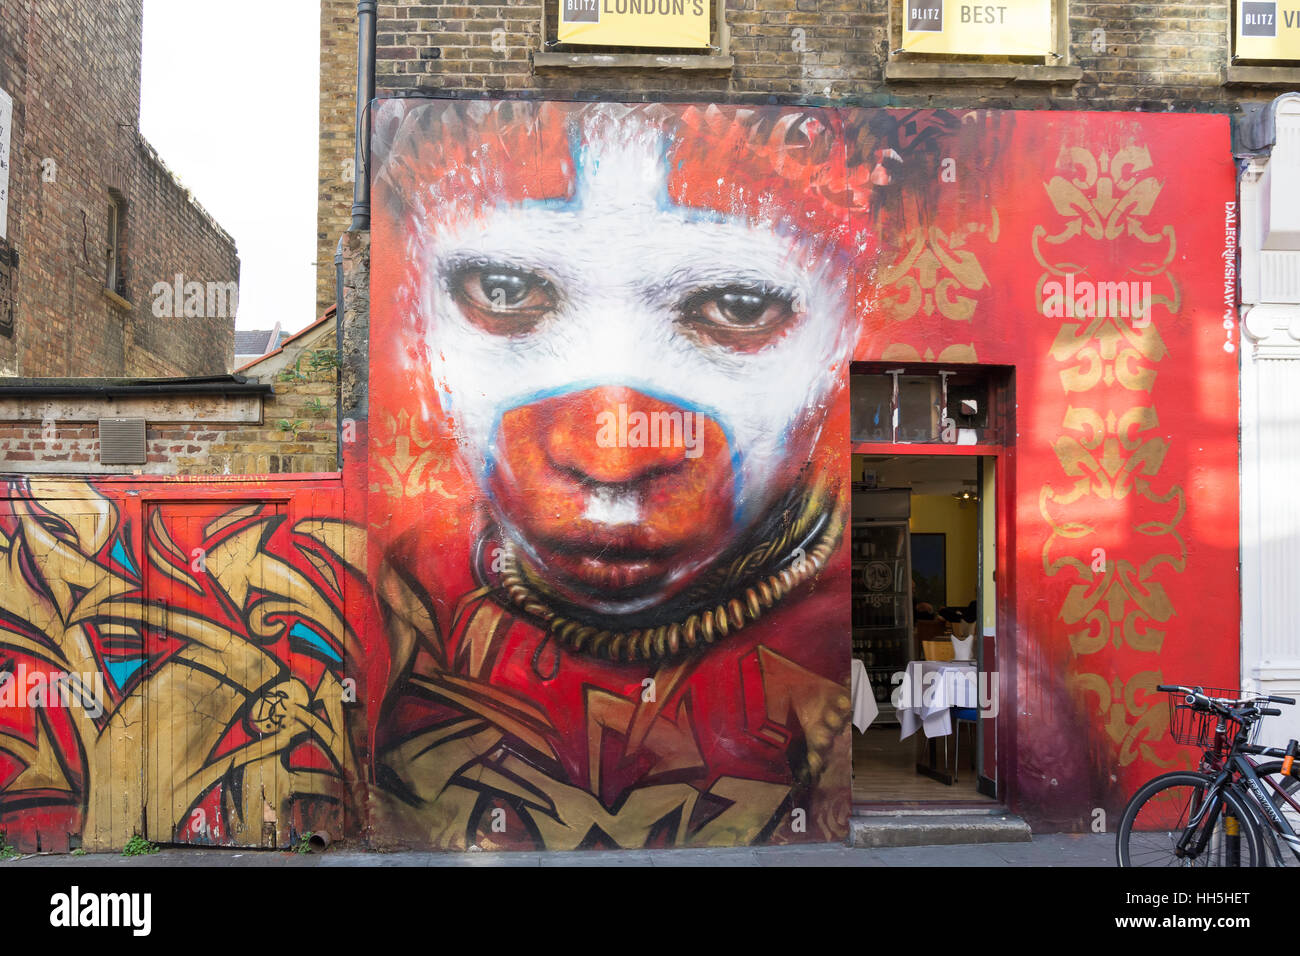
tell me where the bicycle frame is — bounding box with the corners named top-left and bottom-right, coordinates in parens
top-left (1187, 698), bottom-right (1300, 865)
top-left (1173, 714), bottom-right (1255, 864)
top-left (1230, 755), bottom-right (1300, 865)
top-left (1174, 772), bottom-right (1239, 864)
top-left (1120, 683), bottom-right (1300, 868)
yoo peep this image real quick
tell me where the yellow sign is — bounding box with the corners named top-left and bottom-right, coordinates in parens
top-left (1236, 2), bottom-right (1300, 61)
top-left (902, 0), bottom-right (1054, 56)
top-left (558, 0), bottom-right (710, 49)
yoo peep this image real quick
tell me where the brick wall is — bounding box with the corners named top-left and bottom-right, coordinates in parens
top-left (116, 139), bottom-right (240, 378)
top-left (1, 0), bottom-right (238, 379)
top-left (0, 421), bottom-right (235, 475)
top-left (0, 326), bottom-right (340, 477)
top-left (339, 232), bottom-right (368, 426)
top-left (1070, 2), bottom-right (1232, 109)
top-left (219, 327), bottom-right (340, 476)
top-left (362, 0), bottom-right (1287, 108)
top-left (0, 2), bottom-right (30, 377)
top-left (0, 393), bottom-right (336, 477)
top-left (319, 0), bottom-right (359, 316)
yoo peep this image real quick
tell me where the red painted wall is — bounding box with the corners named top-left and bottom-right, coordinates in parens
top-left (363, 100), bottom-right (1239, 844)
top-left (852, 110), bottom-right (1240, 826)
top-left (0, 102), bottom-right (1238, 852)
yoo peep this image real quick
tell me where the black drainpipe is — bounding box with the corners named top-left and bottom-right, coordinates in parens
top-left (351, 0), bottom-right (377, 231)
top-left (340, 1), bottom-right (376, 467)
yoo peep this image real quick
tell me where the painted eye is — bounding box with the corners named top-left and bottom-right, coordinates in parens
top-left (480, 272), bottom-right (536, 308)
top-left (680, 285), bottom-right (799, 350)
top-left (708, 291), bottom-right (779, 326)
top-left (449, 265), bottom-right (557, 333)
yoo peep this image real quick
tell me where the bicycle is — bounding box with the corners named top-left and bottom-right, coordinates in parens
top-left (1116, 684), bottom-right (1300, 867)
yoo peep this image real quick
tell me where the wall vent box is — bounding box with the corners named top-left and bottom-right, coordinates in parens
top-left (98, 418), bottom-right (147, 464)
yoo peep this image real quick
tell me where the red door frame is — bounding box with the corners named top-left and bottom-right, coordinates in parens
top-left (848, 363), bottom-right (1017, 806)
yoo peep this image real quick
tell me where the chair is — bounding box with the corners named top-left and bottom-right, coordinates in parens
top-left (951, 707), bottom-right (978, 782)
top-left (921, 639), bottom-right (954, 661)
top-left (915, 619), bottom-right (950, 661)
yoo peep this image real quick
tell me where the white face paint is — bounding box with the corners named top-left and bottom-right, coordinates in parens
top-left (582, 486), bottom-right (641, 526)
top-left (411, 115), bottom-right (852, 610)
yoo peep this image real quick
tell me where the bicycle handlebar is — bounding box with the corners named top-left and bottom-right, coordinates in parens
top-left (1156, 685), bottom-right (1294, 712)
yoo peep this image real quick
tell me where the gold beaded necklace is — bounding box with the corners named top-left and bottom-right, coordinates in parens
top-left (496, 491), bottom-right (845, 666)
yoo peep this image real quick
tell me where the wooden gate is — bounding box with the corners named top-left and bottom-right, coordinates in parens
top-left (0, 489), bottom-right (147, 852)
top-left (0, 476), bottom-right (349, 853)
top-left (135, 484), bottom-right (352, 850)
top-left (142, 500), bottom-right (294, 847)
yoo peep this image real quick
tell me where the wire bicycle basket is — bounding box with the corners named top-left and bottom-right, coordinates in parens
top-left (1165, 686), bottom-right (1244, 750)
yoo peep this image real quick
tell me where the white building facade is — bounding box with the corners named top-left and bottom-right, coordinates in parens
top-left (1240, 92), bottom-right (1300, 746)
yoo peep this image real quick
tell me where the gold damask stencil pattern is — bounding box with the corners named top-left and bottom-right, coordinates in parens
top-left (1036, 142), bottom-right (1188, 770)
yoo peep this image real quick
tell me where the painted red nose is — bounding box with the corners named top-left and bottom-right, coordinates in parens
top-left (544, 386), bottom-right (696, 485)
top-left (488, 386), bottom-right (736, 601)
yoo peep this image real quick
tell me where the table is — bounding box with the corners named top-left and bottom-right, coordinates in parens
top-left (896, 660), bottom-right (979, 785)
top-left (849, 657), bottom-right (879, 732)
top-left (896, 659), bottom-right (979, 740)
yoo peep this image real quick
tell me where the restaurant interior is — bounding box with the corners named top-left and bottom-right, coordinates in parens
top-left (850, 453), bottom-right (998, 806)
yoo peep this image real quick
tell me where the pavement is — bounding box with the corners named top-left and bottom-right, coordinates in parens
top-left (3, 832), bottom-right (1117, 866)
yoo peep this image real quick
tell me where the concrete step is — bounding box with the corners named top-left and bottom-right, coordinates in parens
top-left (854, 805), bottom-right (1007, 816)
top-left (849, 809), bottom-right (1031, 848)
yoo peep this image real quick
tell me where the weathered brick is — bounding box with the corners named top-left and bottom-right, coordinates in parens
top-left (1, 0), bottom-right (238, 377)
top-left (315, 0), bottom-right (1284, 320)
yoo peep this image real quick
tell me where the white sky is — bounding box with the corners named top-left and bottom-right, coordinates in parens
top-left (140, 0), bottom-right (321, 334)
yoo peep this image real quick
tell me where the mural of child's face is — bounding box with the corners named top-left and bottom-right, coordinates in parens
top-left (417, 117), bottom-right (850, 616)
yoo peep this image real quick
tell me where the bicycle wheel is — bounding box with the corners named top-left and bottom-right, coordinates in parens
top-left (1117, 771), bottom-right (1263, 867)
top-left (1245, 761), bottom-right (1300, 866)
top-left (1276, 775), bottom-right (1300, 864)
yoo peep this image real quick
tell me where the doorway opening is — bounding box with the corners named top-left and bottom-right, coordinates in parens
top-left (847, 364), bottom-right (1011, 808)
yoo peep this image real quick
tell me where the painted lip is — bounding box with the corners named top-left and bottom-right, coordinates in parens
top-left (526, 531), bottom-right (689, 596)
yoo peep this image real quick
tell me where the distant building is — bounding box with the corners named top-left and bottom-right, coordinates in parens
top-left (233, 324), bottom-right (287, 369)
top-left (0, 0), bottom-right (239, 378)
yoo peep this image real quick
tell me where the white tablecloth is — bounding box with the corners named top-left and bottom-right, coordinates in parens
top-left (850, 657), bottom-right (879, 732)
top-left (897, 660), bottom-right (978, 740)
